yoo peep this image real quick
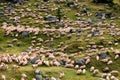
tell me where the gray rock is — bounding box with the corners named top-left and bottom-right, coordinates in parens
top-left (44, 15), bottom-right (57, 21)
top-left (74, 58), bottom-right (85, 66)
top-left (56, 22), bottom-right (65, 28)
top-left (35, 75), bottom-right (42, 80)
top-left (0, 12), bottom-right (4, 17)
top-left (21, 31), bottom-right (29, 38)
top-left (30, 57), bottom-right (39, 64)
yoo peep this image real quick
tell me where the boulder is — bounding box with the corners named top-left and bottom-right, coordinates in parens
top-left (0, 12), bottom-right (4, 17)
top-left (74, 58), bottom-right (85, 66)
top-left (35, 75), bottom-right (42, 80)
top-left (21, 31), bottom-right (29, 38)
top-left (44, 15), bottom-right (57, 21)
top-left (30, 57), bottom-right (39, 64)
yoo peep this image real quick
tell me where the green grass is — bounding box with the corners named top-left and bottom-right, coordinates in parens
top-left (0, 0), bottom-right (120, 80)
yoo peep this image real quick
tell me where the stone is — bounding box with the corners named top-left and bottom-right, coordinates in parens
top-left (74, 58), bottom-right (85, 66)
top-left (44, 15), bottom-right (57, 21)
top-left (98, 52), bottom-right (109, 58)
top-left (56, 22), bottom-right (65, 28)
top-left (30, 57), bottom-right (39, 64)
top-left (35, 75), bottom-right (42, 80)
top-left (21, 31), bottom-right (29, 38)
top-left (67, 2), bottom-right (77, 8)
top-left (0, 12), bottom-right (4, 17)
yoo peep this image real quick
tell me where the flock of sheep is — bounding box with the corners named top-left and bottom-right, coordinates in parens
top-left (0, 0), bottom-right (120, 80)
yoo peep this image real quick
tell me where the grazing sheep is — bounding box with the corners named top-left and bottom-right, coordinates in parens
top-left (102, 67), bottom-right (110, 72)
top-left (65, 63), bottom-right (74, 68)
top-left (32, 78), bottom-right (36, 80)
top-left (93, 69), bottom-right (99, 76)
top-left (82, 69), bottom-right (86, 74)
top-left (32, 64), bottom-right (38, 69)
top-left (110, 70), bottom-right (119, 76)
top-left (1, 75), bottom-right (6, 80)
top-left (96, 55), bottom-right (100, 61)
top-left (21, 73), bottom-right (27, 80)
top-left (85, 58), bottom-right (90, 64)
top-left (107, 60), bottom-right (113, 65)
top-left (43, 61), bottom-right (50, 66)
top-left (101, 73), bottom-right (107, 78)
top-left (50, 77), bottom-right (57, 80)
top-left (110, 76), bottom-right (119, 80)
top-left (75, 65), bottom-right (79, 69)
top-left (101, 59), bottom-right (109, 63)
top-left (12, 65), bottom-right (20, 71)
top-left (80, 65), bottom-right (86, 69)
top-left (10, 78), bottom-right (16, 80)
top-left (76, 69), bottom-right (82, 75)
top-left (90, 66), bottom-right (95, 72)
top-left (59, 72), bottom-right (65, 79)
top-left (115, 55), bottom-right (119, 60)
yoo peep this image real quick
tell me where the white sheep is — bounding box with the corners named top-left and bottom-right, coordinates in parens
top-left (96, 55), bottom-right (100, 61)
top-left (107, 60), bottom-right (113, 65)
top-left (76, 69), bottom-right (82, 75)
top-left (115, 55), bottom-right (119, 60)
top-left (1, 75), bottom-right (6, 80)
top-left (110, 70), bottom-right (119, 76)
top-left (85, 58), bottom-right (91, 64)
top-left (74, 65), bottom-right (79, 69)
top-left (80, 65), bottom-right (86, 69)
top-left (59, 72), bottom-right (65, 79)
top-left (90, 66), bottom-right (95, 72)
top-left (82, 69), bottom-right (86, 74)
top-left (50, 77), bottom-right (57, 80)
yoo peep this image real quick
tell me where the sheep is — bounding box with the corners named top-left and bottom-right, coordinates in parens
top-left (12, 64), bottom-right (20, 71)
top-left (107, 60), bottom-right (113, 65)
top-left (82, 69), bottom-right (86, 74)
top-left (32, 64), bottom-right (38, 69)
top-left (74, 65), bottom-right (79, 69)
top-left (93, 69), bottom-right (99, 76)
top-left (43, 61), bottom-right (50, 66)
top-left (32, 78), bottom-right (36, 80)
top-left (1, 75), bottom-right (6, 80)
top-left (102, 67), bottom-right (110, 72)
top-left (50, 77), bottom-right (57, 80)
top-left (110, 70), bottom-right (119, 76)
top-left (96, 55), bottom-right (100, 61)
top-left (53, 60), bottom-right (61, 66)
top-left (59, 72), bottom-right (65, 79)
top-left (90, 66), bottom-right (95, 72)
top-left (101, 73), bottom-right (107, 78)
top-left (10, 78), bottom-right (16, 80)
top-left (76, 69), bottom-right (82, 75)
top-left (0, 63), bottom-right (8, 71)
top-left (85, 58), bottom-right (91, 64)
top-left (21, 73), bottom-right (27, 80)
top-left (110, 76), bottom-right (119, 80)
top-left (101, 59), bottom-right (109, 63)
top-left (80, 65), bottom-right (86, 69)
top-left (115, 55), bottom-right (119, 60)
top-left (65, 64), bottom-right (74, 68)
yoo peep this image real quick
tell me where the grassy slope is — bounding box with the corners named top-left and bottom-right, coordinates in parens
top-left (0, 0), bottom-right (120, 80)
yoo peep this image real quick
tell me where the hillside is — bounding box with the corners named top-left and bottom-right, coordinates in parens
top-left (0, 0), bottom-right (120, 80)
